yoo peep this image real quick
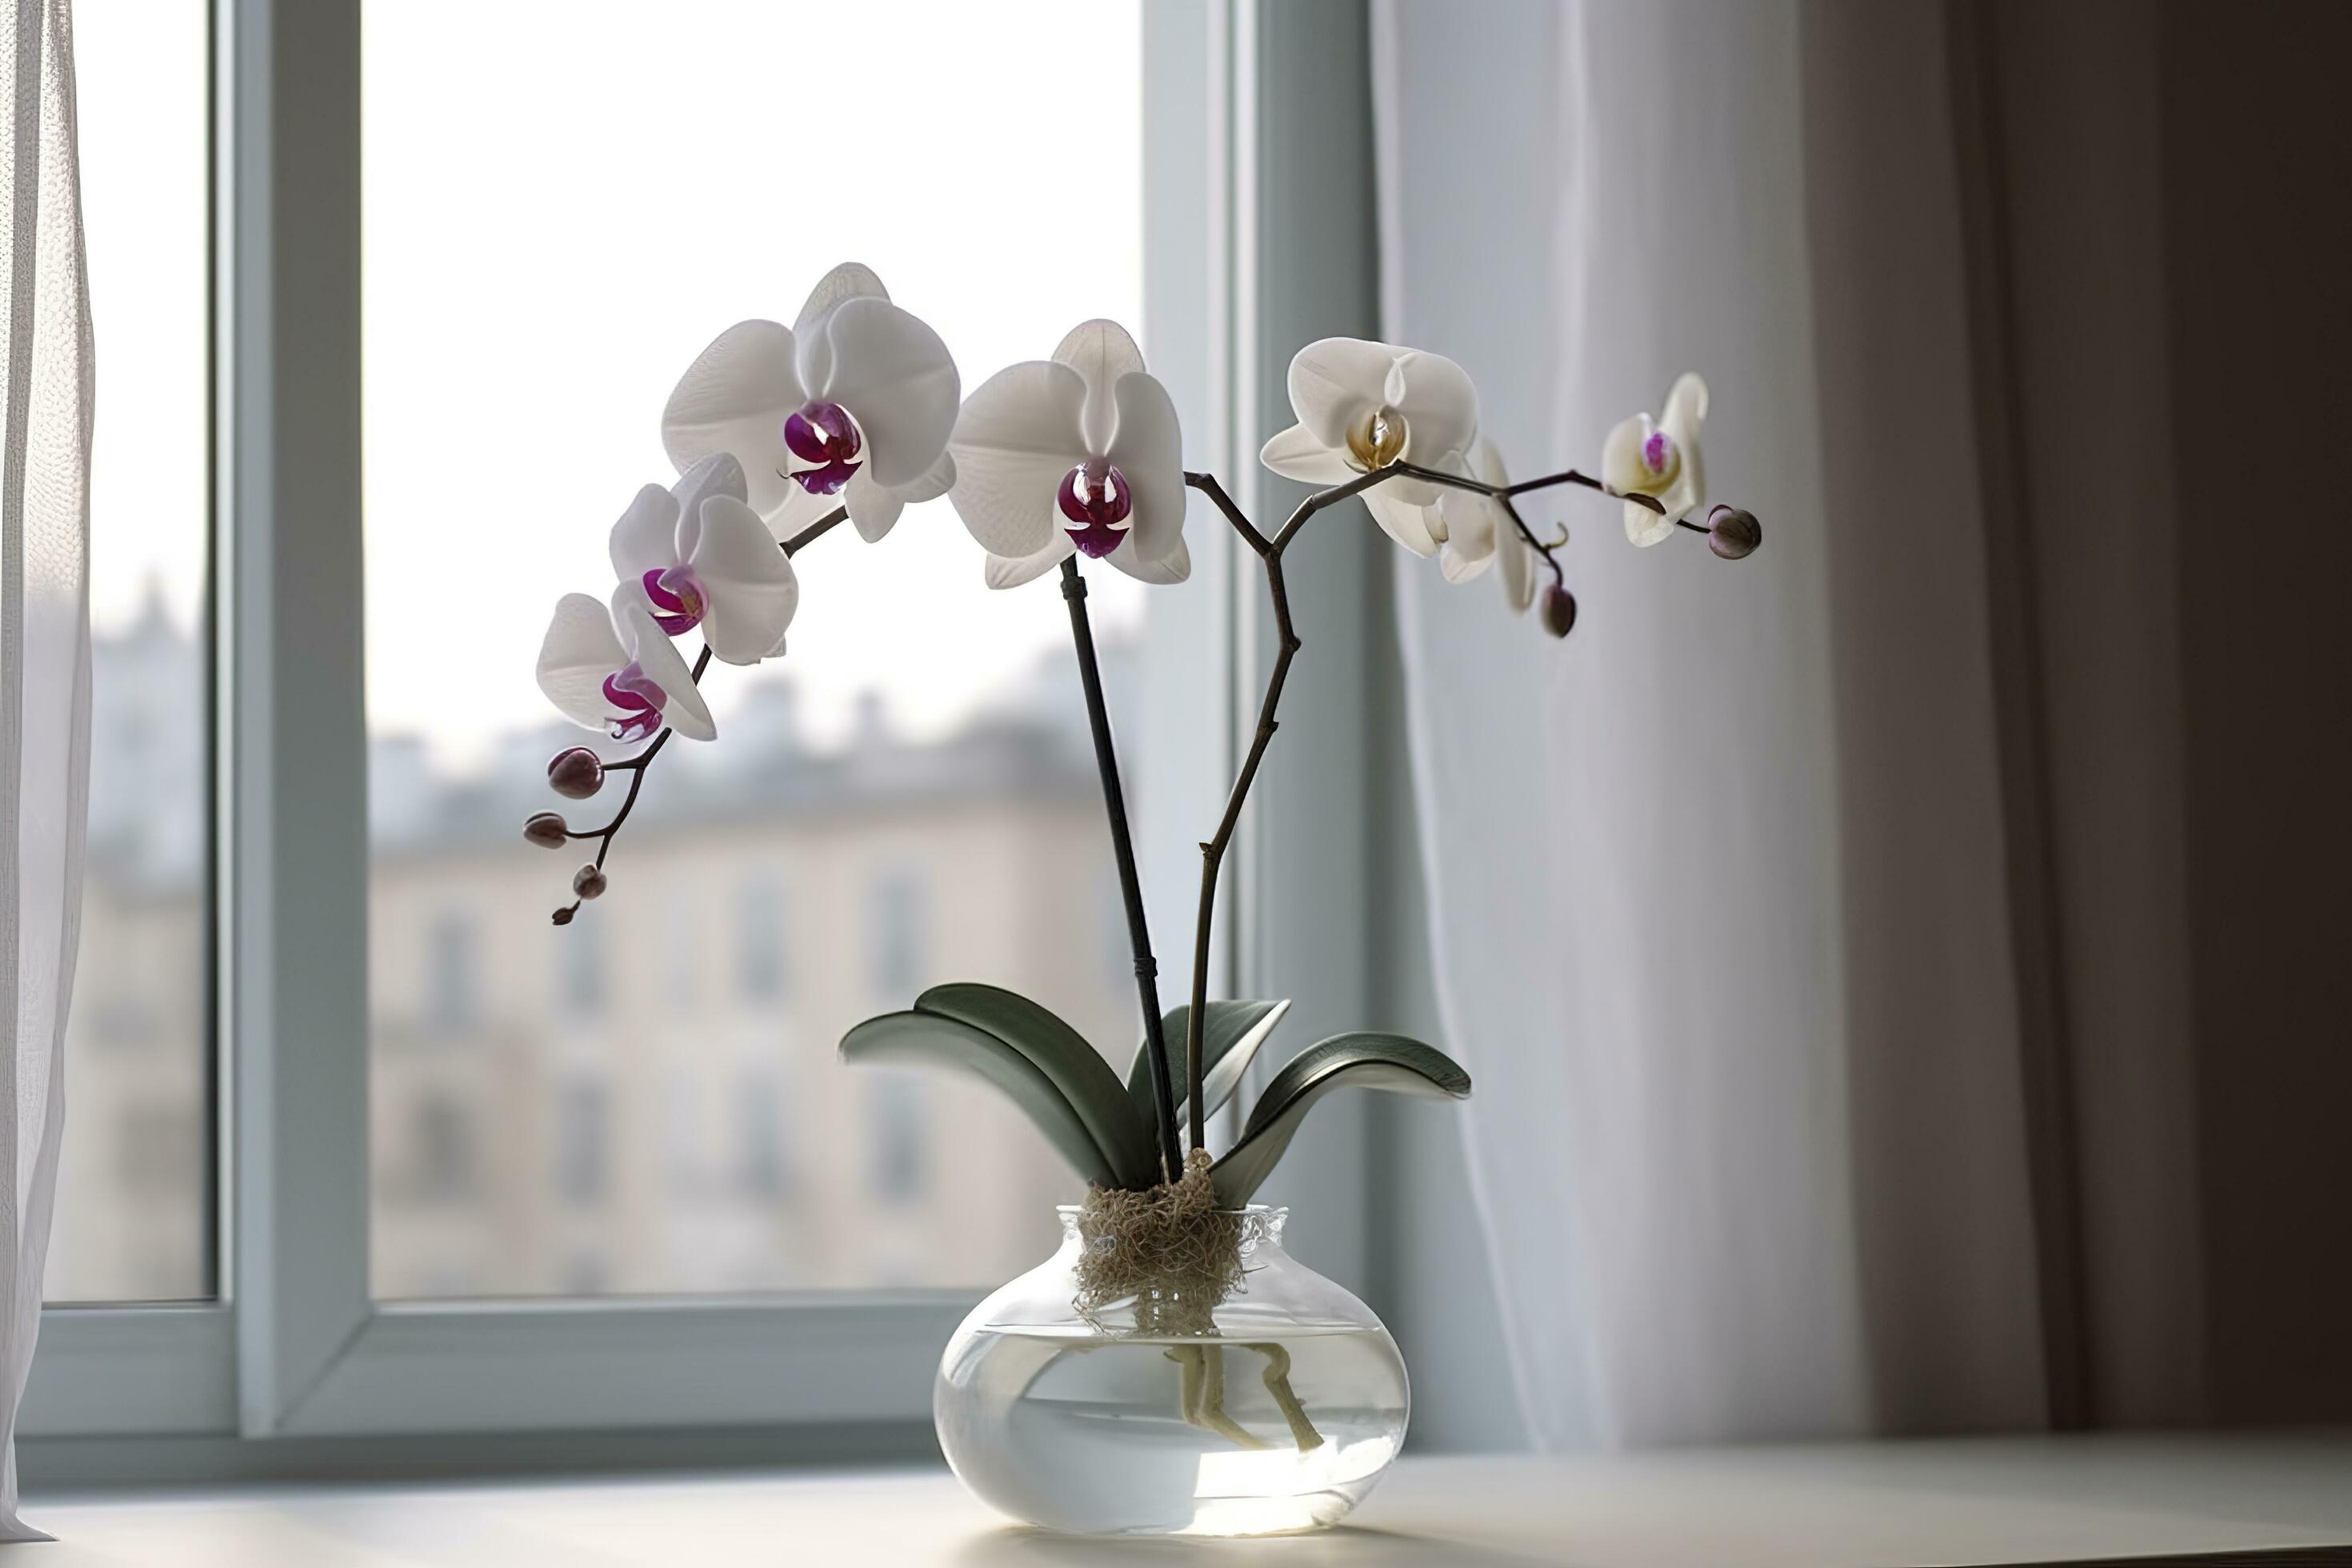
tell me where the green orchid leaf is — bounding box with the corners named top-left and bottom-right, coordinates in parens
top-left (840, 1010), bottom-right (1124, 1190)
top-left (1211, 1033), bottom-right (1472, 1206)
top-left (915, 982), bottom-right (1158, 1190)
top-left (1128, 999), bottom-right (1293, 1128)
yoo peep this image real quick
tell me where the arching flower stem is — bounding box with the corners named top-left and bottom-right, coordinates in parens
top-left (548, 505), bottom-right (849, 923)
top-left (1174, 463), bottom-right (1676, 1151)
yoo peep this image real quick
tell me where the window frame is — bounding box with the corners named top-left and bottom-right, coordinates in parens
top-left (21, 0), bottom-right (1383, 1473)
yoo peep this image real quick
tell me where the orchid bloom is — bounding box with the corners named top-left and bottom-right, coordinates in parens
top-left (946, 319), bottom-right (1189, 589)
top-left (660, 263), bottom-right (960, 545)
top-left (1258, 337), bottom-right (1481, 558)
top-left (536, 586), bottom-right (716, 745)
top-left (1602, 373), bottom-right (1710, 546)
top-left (606, 454), bottom-right (799, 666)
top-left (1432, 437), bottom-right (1539, 615)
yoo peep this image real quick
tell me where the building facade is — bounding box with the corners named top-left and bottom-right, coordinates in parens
top-left (51, 602), bottom-right (1142, 1303)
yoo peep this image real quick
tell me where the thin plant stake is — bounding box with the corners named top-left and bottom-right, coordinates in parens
top-left (1058, 556), bottom-right (1182, 1182)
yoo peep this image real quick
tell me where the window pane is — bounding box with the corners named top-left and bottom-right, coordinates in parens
top-left (47, 0), bottom-right (214, 1304)
top-left (363, 1), bottom-right (1151, 1297)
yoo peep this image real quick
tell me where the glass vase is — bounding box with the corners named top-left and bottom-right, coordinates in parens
top-left (934, 1204), bottom-right (1409, 1537)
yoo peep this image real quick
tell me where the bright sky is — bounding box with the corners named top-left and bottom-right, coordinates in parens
top-left (80, 0), bottom-right (1145, 766)
top-left (78, 1), bottom-right (209, 637)
top-left (364, 0), bottom-right (1143, 763)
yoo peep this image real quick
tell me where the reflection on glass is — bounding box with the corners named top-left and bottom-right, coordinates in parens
top-left (363, 1), bottom-right (1150, 1297)
top-left (48, 0), bottom-right (213, 1304)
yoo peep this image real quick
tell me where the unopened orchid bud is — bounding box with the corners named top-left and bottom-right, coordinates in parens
top-left (1540, 584), bottom-right (1579, 638)
top-left (523, 811), bottom-right (569, 849)
top-left (572, 864), bottom-right (608, 900)
top-left (1707, 504), bottom-right (1762, 560)
top-left (550, 905), bottom-right (576, 927)
top-left (547, 746), bottom-right (606, 799)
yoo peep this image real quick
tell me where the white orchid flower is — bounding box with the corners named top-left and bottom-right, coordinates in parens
top-left (536, 585), bottom-right (716, 745)
top-left (660, 262), bottom-right (960, 545)
top-left (1432, 437), bottom-right (1538, 614)
top-left (606, 454), bottom-right (799, 666)
top-left (1602, 373), bottom-right (1709, 546)
top-left (946, 319), bottom-right (1189, 590)
top-left (1258, 337), bottom-right (1481, 558)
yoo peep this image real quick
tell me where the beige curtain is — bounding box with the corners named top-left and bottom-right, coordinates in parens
top-left (1378, 0), bottom-right (2352, 1447)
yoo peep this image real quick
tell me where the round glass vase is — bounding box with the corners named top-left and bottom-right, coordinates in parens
top-left (934, 1204), bottom-right (1409, 1537)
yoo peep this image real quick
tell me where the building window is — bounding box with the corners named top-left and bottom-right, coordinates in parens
top-left (661, 1071), bottom-right (703, 1196)
top-left (554, 1078), bottom-right (611, 1208)
top-left (556, 909), bottom-right (607, 1017)
top-left (559, 1252), bottom-right (610, 1297)
top-left (866, 1074), bottom-right (930, 1206)
top-left (734, 876), bottom-right (786, 1002)
top-left (410, 1092), bottom-right (478, 1203)
top-left (663, 891), bottom-right (700, 1006)
top-left (734, 1067), bottom-right (789, 1198)
top-left (868, 870), bottom-right (928, 1000)
top-left (425, 909), bottom-right (479, 1034)
top-left (114, 1102), bottom-right (202, 1197)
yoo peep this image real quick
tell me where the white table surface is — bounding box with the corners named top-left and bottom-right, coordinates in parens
top-left (20, 1434), bottom-right (2352, 1566)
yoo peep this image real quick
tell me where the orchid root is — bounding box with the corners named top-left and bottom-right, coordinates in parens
top-left (1173, 1343), bottom-right (1266, 1450)
top-left (1249, 1341), bottom-right (1325, 1452)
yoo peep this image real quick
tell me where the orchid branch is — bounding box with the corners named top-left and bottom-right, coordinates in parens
top-left (1176, 462), bottom-right (1682, 1148)
top-left (542, 504), bottom-right (850, 923)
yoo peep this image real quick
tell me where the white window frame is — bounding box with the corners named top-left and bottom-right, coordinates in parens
top-left (19, 0), bottom-right (1382, 1477)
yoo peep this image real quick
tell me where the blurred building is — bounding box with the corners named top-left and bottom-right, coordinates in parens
top-left (51, 595), bottom-right (1143, 1302)
top-left (50, 584), bottom-right (211, 1302)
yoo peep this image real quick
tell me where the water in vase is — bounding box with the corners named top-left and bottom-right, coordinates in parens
top-left (937, 1322), bottom-right (1410, 1537)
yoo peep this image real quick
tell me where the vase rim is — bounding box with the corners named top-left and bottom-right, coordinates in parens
top-left (1054, 1202), bottom-right (1287, 1218)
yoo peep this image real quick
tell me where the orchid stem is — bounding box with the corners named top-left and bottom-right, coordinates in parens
top-left (547, 504), bottom-right (847, 920)
top-left (1058, 556), bottom-right (1182, 1185)
top-left (1178, 461), bottom-right (1653, 1130)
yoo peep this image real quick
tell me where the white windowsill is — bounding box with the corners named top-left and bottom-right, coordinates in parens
top-left (23, 1433), bottom-right (2352, 1565)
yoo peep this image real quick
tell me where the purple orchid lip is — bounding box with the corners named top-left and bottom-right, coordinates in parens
top-left (642, 566), bottom-right (706, 636)
top-left (1642, 429), bottom-right (1677, 478)
top-left (785, 401), bottom-right (863, 495)
top-left (1058, 458), bottom-right (1132, 559)
top-left (602, 659), bottom-right (668, 742)
top-left (791, 457), bottom-right (859, 496)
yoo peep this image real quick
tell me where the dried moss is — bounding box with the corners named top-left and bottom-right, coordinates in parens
top-left (1074, 1149), bottom-right (1246, 1337)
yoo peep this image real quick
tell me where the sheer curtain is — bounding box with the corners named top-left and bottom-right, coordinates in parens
top-left (0, 0), bottom-right (87, 1537)
top-left (1372, 0), bottom-right (2328, 1449)
top-left (1378, 0), bottom-right (1993, 1449)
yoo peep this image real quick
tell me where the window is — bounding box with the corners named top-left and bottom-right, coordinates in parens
top-left (661, 1070), bottom-right (705, 1195)
top-left (554, 1079), bottom-right (612, 1209)
top-left (662, 891), bottom-right (701, 1006)
top-left (361, 0), bottom-right (1156, 1302)
top-left (865, 1075), bottom-right (932, 1206)
top-left (29, 0), bottom-right (1387, 1462)
top-left (734, 876), bottom-right (786, 1003)
top-left (403, 1094), bottom-right (478, 1205)
top-left (112, 1103), bottom-right (204, 1200)
top-left (424, 911), bottom-right (480, 1035)
top-left (46, 0), bottom-right (214, 1307)
top-left (556, 909), bottom-right (608, 1018)
top-left (733, 1067), bottom-right (789, 1198)
top-left (868, 871), bottom-right (930, 1002)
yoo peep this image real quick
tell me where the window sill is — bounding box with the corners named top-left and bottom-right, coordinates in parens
top-left (21, 1433), bottom-right (2352, 1563)
top-left (19, 1294), bottom-right (976, 1450)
